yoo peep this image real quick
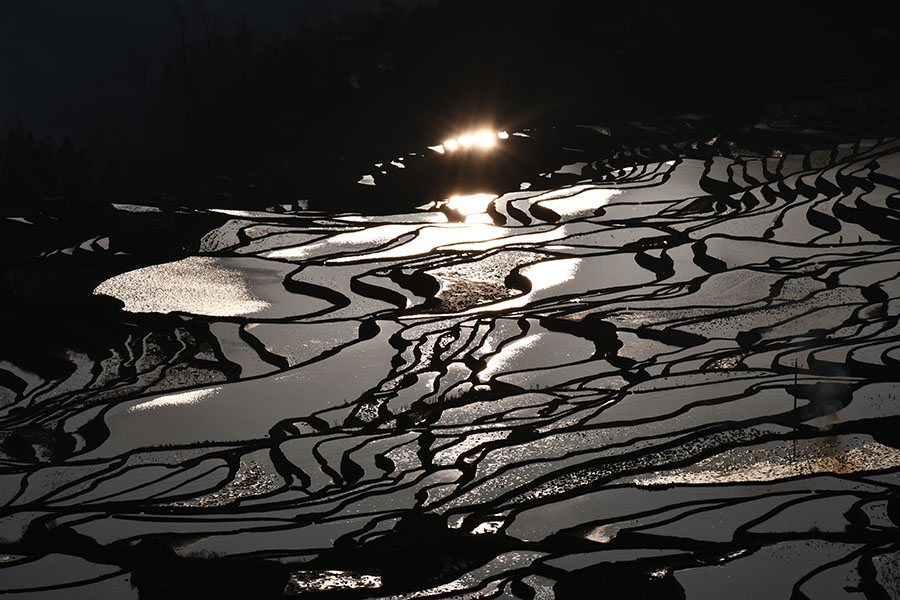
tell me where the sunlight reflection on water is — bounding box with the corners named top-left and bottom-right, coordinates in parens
top-left (419, 192), bottom-right (499, 223)
top-left (265, 224), bottom-right (423, 260)
top-left (409, 254), bottom-right (580, 319)
top-left (481, 334), bottom-right (543, 380)
top-left (93, 256), bottom-right (271, 317)
top-left (129, 387), bottom-right (222, 412)
top-left (444, 193), bottom-right (498, 215)
top-left (460, 257), bottom-right (581, 315)
top-left (285, 571), bottom-right (382, 594)
top-left (532, 186), bottom-right (621, 217)
top-left (330, 223), bottom-right (506, 263)
top-left (630, 435), bottom-right (900, 486)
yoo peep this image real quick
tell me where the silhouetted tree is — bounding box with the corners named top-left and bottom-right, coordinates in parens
top-left (167, 0), bottom-right (191, 92)
top-left (0, 114), bottom-right (94, 208)
top-left (193, 0), bottom-right (220, 83)
top-left (127, 50), bottom-right (151, 95)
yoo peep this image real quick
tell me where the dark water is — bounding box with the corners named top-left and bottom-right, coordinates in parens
top-left (2, 122), bottom-right (900, 598)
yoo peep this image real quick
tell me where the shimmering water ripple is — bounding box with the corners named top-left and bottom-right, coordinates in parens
top-left (2, 133), bottom-right (900, 598)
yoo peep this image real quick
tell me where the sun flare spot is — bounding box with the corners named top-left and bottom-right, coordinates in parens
top-left (439, 129), bottom-right (508, 153)
top-left (473, 130), bottom-right (496, 147)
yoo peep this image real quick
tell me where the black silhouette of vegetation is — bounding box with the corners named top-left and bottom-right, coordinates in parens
top-left (0, 115), bottom-right (93, 205)
top-left (2, 1), bottom-right (899, 213)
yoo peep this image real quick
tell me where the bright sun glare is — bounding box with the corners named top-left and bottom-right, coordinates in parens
top-left (437, 130), bottom-right (509, 153)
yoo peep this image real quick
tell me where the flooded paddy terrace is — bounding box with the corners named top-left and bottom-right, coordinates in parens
top-left (2, 119), bottom-right (900, 598)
